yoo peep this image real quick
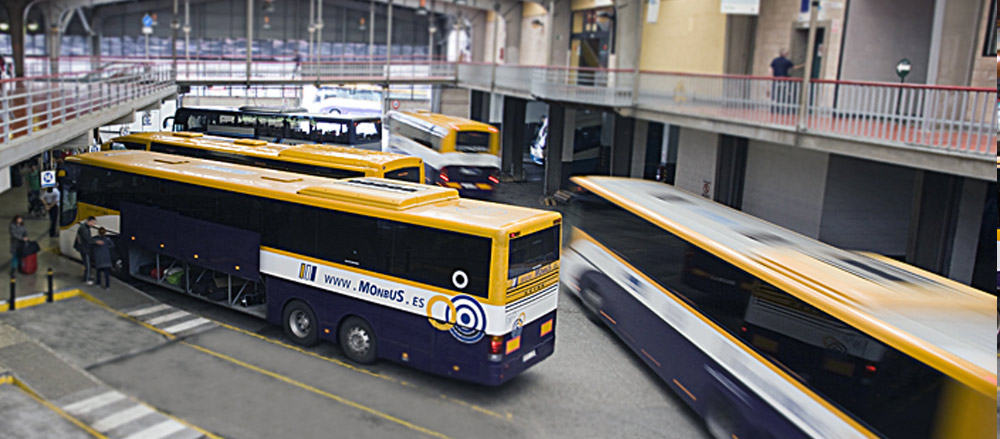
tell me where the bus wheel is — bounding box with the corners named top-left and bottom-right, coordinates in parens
top-left (339, 316), bottom-right (377, 364)
top-left (283, 301), bottom-right (319, 346)
top-left (580, 286), bottom-right (605, 324)
top-left (704, 404), bottom-right (741, 439)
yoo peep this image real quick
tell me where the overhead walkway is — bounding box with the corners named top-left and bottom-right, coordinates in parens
top-left (0, 64), bottom-right (176, 171)
top-left (5, 58), bottom-right (993, 180)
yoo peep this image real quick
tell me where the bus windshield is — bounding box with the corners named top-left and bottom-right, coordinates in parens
top-left (508, 226), bottom-right (560, 279)
top-left (456, 131), bottom-right (492, 153)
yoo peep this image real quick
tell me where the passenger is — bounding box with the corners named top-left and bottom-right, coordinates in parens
top-left (40, 186), bottom-right (60, 237)
top-left (93, 227), bottom-right (115, 290)
top-left (8, 215), bottom-right (28, 275)
top-left (74, 216), bottom-right (102, 285)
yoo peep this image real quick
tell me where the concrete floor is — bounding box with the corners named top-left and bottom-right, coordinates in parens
top-left (0, 385), bottom-right (93, 439)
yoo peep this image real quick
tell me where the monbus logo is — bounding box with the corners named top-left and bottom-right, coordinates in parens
top-left (299, 263), bottom-right (317, 282)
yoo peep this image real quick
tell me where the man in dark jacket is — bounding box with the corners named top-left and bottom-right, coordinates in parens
top-left (74, 217), bottom-right (103, 285)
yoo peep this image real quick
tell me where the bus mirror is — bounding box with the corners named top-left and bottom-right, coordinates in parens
top-left (162, 116), bottom-right (174, 130)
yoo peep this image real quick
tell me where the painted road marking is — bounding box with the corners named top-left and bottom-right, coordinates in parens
top-left (146, 311), bottom-right (191, 326)
top-left (213, 320), bottom-right (513, 422)
top-left (127, 304), bottom-right (171, 317)
top-left (182, 341), bottom-right (452, 439)
top-left (121, 419), bottom-right (186, 439)
top-left (92, 405), bottom-right (155, 432)
top-left (163, 318), bottom-right (211, 334)
top-left (63, 391), bottom-right (126, 415)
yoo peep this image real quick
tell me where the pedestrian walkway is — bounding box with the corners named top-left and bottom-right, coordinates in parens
top-left (56, 387), bottom-right (205, 439)
top-left (0, 380), bottom-right (92, 439)
top-left (0, 184), bottom-right (87, 302)
top-left (126, 303), bottom-right (216, 338)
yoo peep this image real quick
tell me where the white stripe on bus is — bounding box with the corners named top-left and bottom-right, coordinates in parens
top-left (568, 240), bottom-right (865, 439)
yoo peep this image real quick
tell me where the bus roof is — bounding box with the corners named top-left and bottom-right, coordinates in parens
top-left (68, 150), bottom-right (557, 236)
top-left (116, 132), bottom-right (421, 172)
top-left (572, 176), bottom-right (995, 395)
top-left (391, 111), bottom-right (498, 133)
top-left (179, 106), bottom-right (380, 121)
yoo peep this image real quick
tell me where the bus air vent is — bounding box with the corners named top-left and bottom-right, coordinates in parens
top-left (297, 179), bottom-right (458, 210)
top-left (153, 158), bottom-right (190, 165)
top-left (171, 132), bottom-right (204, 138)
top-left (261, 175), bottom-right (303, 183)
top-left (233, 139), bottom-right (268, 146)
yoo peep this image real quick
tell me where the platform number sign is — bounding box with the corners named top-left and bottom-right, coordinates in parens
top-left (40, 170), bottom-right (56, 188)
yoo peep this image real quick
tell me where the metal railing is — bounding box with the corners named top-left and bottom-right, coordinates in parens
top-left (0, 64), bottom-right (174, 145)
top-left (805, 80), bottom-right (996, 155)
top-left (5, 57), bottom-right (994, 159)
top-left (531, 67), bottom-right (634, 107)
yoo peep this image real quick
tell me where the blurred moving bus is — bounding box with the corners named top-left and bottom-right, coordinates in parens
top-left (385, 111), bottom-right (500, 196)
top-left (561, 176), bottom-right (995, 439)
top-left (169, 106), bottom-right (383, 150)
top-left (105, 132), bottom-right (423, 182)
top-left (60, 150), bottom-right (561, 385)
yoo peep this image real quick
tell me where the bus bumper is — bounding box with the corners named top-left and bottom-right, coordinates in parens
top-left (483, 336), bottom-right (555, 386)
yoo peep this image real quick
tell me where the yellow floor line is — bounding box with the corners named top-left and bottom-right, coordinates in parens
top-left (77, 292), bottom-right (176, 340)
top-left (6, 377), bottom-right (108, 439)
top-left (0, 288), bottom-right (82, 312)
top-left (182, 342), bottom-right (452, 439)
top-left (213, 320), bottom-right (511, 422)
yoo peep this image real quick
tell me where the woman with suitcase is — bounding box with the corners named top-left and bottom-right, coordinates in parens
top-left (9, 215), bottom-right (27, 275)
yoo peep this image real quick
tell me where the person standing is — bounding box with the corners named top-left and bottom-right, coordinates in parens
top-left (93, 227), bottom-right (115, 290)
top-left (769, 49), bottom-right (803, 113)
top-left (9, 216), bottom-right (28, 275)
top-left (74, 216), bottom-right (102, 285)
top-left (26, 164), bottom-right (41, 215)
top-left (41, 187), bottom-right (60, 237)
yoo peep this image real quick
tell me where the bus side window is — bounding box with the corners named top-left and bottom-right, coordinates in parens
top-left (262, 201), bottom-right (317, 256)
top-left (315, 211), bottom-right (390, 272)
top-left (390, 224), bottom-right (491, 298)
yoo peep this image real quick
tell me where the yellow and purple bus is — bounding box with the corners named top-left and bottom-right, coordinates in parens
top-left (385, 111), bottom-right (501, 196)
top-left (60, 150), bottom-right (561, 385)
top-left (562, 176), bottom-right (994, 439)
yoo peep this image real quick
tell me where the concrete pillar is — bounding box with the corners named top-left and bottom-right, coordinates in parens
top-left (501, 96), bottom-right (527, 180)
top-left (907, 170), bottom-right (962, 276)
top-left (629, 120), bottom-right (649, 178)
top-left (438, 86), bottom-right (470, 118)
top-left (469, 90), bottom-right (489, 122)
top-left (610, 114), bottom-right (634, 177)
top-left (547, 0), bottom-right (570, 67)
top-left (47, 8), bottom-right (61, 75)
top-left (543, 104), bottom-right (573, 195)
top-left (9, 0), bottom-right (27, 78)
top-left (946, 178), bottom-right (987, 284)
top-left (519, 2), bottom-right (549, 66)
top-left (503, 3), bottom-right (523, 64)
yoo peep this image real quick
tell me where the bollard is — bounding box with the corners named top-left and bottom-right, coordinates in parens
top-left (46, 268), bottom-right (54, 303)
top-left (8, 276), bottom-right (15, 311)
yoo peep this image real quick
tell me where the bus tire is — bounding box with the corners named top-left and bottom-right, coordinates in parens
top-left (339, 316), bottom-right (378, 364)
top-left (283, 300), bottom-right (319, 347)
top-left (580, 285), bottom-right (605, 324)
top-left (704, 404), bottom-right (741, 439)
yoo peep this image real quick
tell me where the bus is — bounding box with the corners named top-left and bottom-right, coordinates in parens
top-left (385, 111), bottom-right (501, 196)
top-left (59, 150), bottom-right (561, 385)
top-left (169, 106), bottom-right (383, 150)
top-left (561, 176), bottom-right (994, 439)
top-left (105, 132), bottom-right (423, 182)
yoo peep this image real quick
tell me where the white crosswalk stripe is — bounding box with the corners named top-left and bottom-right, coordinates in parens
top-left (92, 405), bottom-right (155, 432)
top-left (63, 391), bottom-right (126, 415)
top-left (121, 419), bottom-right (188, 439)
top-left (163, 318), bottom-right (212, 334)
top-left (59, 387), bottom-right (207, 439)
top-left (146, 311), bottom-right (191, 326)
top-left (127, 304), bottom-right (172, 317)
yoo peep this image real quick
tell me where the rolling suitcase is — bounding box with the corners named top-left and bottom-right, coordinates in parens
top-left (19, 252), bottom-right (37, 275)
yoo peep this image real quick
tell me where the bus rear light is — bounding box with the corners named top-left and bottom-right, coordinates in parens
top-left (438, 170), bottom-right (449, 182)
top-left (489, 335), bottom-right (504, 355)
top-left (488, 175), bottom-right (499, 184)
top-left (540, 319), bottom-right (553, 336)
top-left (509, 231), bottom-right (521, 238)
top-left (553, 218), bottom-right (562, 225)
top-left (864, 364), bottom-right (877, 373)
